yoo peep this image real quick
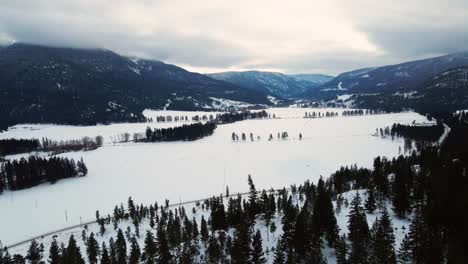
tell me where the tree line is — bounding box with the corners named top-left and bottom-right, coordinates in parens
top-left (0, 156), bottom-right (87, 192)
top-left (144, 122), bottom-right (217, 142)
top-left (378, 122), bottom-right (444, 142)
top-left (0, 136), bottom-right (103, 157)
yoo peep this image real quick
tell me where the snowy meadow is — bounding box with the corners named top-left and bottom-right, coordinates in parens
top-left (0, 108), bottom-right (428, 245)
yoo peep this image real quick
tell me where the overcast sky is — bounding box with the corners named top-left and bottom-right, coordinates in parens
top-left (1, 0), bottom-right (467, 75)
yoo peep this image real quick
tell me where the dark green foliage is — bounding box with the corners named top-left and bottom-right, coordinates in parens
top-left (128, 237), bottom-right (141, 264)
top-left (143, 231), bottom-right (157, 264)
top-left (370, 209), bottom-right (396, 264)
top-left (100, 243), bottom-right (111, 264)
top-left (25, 240), bottom-right (44, 264)
top-left (86, 233), bottom-right (100, 264)
top-left (63, 235), bottom-right (85, 264)
top-left (48, 238), bottom-right (61, 264)
top-left (251, 230), bottom-right (266, 264)
top-left (347, 192), bottom-right (370, 264)
top-left (144, 122), bottom-right (216, 142)
top-left (115, 229), bottom-right (127, 264)
top-left (0, 156), bottom-right (86, 190)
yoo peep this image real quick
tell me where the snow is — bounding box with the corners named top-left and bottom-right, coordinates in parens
top-left (209, 97), bottom-right (254, 110)
top-left (0, 109), bottom-right (429, 245)
top-left (267, 95), bottom-right (280, 105)
top-left (336, 94), bottom-right (353, 101)
top-left (361, 74), bottom-right (370, 78)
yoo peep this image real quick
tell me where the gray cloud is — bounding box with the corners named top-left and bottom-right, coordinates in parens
top-left (0, 0), bottom-right (466, 75)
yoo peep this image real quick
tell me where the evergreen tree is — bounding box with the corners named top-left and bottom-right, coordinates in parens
top-left (365, 188), bottom-right (377, 214)
top-left (108, 238), bottom-right (117, 264)
top-left (392, 166), bottom-right (411, 218)
top-left (371, 209), bottom-right (396, 264)
top-left (143, 231), bottom-right (157, 264)
top-left (100, 243), bottom-right (111, 264)
top-left (48, 238), bottom-right (61, 264)
top-left (231, 218), bottom-right (252, 264)
top-left (247, 175), bottom-right (259, 221)
top-left (128, 237), bottom-right (141, 264)
top-left (207, 236), bottom-right (222, 264)
top-left (115, 229), bottom-right (127, 264)
top-left (336, 234), bottom-right (348, 264)
top-left (273, 238), bottom-right (285, 264)
top-left (200, 216), bottom-right (209, 242)
top-left (86, 233), bottom-right (100, 264)
top-left (63, 235), bottom-right (85, 264)
top-left (251, 230), bottom-right (266, 264)
top-left (26, 240), bottom-right (44, 264)
top-left (347, 192), bottom-right (370, 264)
top-left (157, 225), bottom-right (171, 264)
top-left (397, 234), bottom-right (412, 264)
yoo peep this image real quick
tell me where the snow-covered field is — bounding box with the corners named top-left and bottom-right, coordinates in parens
top-left (0, 108), bottom-right (427, 245)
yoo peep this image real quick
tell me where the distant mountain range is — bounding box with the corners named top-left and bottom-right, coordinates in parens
top-left (1, 42), bottom-right (467, 128)
top-left (349, 66), bottom-right (468, 114)
top-left (0, 43), bottom-right (273, 127)
top-left (207, 71), bottom-right (333, 98)
top-left (305, 51), bottom-right (468, 100)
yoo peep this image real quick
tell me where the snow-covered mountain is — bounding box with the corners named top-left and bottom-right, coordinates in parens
top-left (207, 71), bottom-right (331, 98)
top-left (307, 51), bottom-right (468, 99)
top-left (0, 43), bottom-right (272, 127)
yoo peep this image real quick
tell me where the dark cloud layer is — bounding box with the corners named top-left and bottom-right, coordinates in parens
top-left (0, 0), bottom-right (466, 75)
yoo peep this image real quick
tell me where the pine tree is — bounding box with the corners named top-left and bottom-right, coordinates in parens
top-left (26, 240), bottom-right (44, 264)
top-left (63, 235), bottom-right (85, 264)
top-left (128, 237), bottom-right (141, 264)
top-left (48, 238), bottom-right (61, 264)
top-left (251, 229), bottom-right (266, 264)
top-left (100, 243), bottom-right (111, 264)
top-left (335, 234), bottom-right (348, 264)
top-left (248, 174), bottom-right (259, 221)
top-left (348, 192), bottom-right (370, 264)
top-left (200, 216), bottom-right (209, 242)
top-left (207, 236), bottom-right (221, 264)
top-left (1, 249), bottom-right (12, 264)
top-left (365, 188), bottom-right (377, 213)
top-left (109, 238), bottom-right (118, 264)
top-left (157, 225), bottom-right (171, 264)
top-left (397, 233), bottom-right (412, 264)
top-left (115, 229), bottom-right (127, 264)
top-left (273, 238), bottom-right (285, 264)
top-left (231, 218), bottom-right (252, 264)
top-left (86, 232), bottom-right (100, 264)
top-left (143, 231), bottom-right (157, 264)
top-left (371, 208), bottom-right (396, 264)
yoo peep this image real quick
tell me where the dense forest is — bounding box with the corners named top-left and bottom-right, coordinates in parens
top-left (0, 139), bottom-right (40, 156)
top-left (378, 122), bottom-right (445, 143)
top-left (0, 156), bottom-right (87, 192)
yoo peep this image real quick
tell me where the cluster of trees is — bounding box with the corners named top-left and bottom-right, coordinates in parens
top-left (144, 122), bottom-right (217, 142)
top-left (304, 111), bottom-right (339, 118)
top-left (377, 122), bottom-right (444, 143)
top-left (0, 139), bottom-right (40, 156)
top-left (40, 136), bottom-right (103, 154)
top-left (0, 156), bottom-right (87, 192)
top-left (0, 136), bottom-right (103, 157)
top-left (342, 109), bottom-right (383, 116)
top-left (150, 114), bottom-right (216, 123)
top-left (231, 132), bottom-right (299, 142)
top-left (216, 110), bottom-right (270, 124)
